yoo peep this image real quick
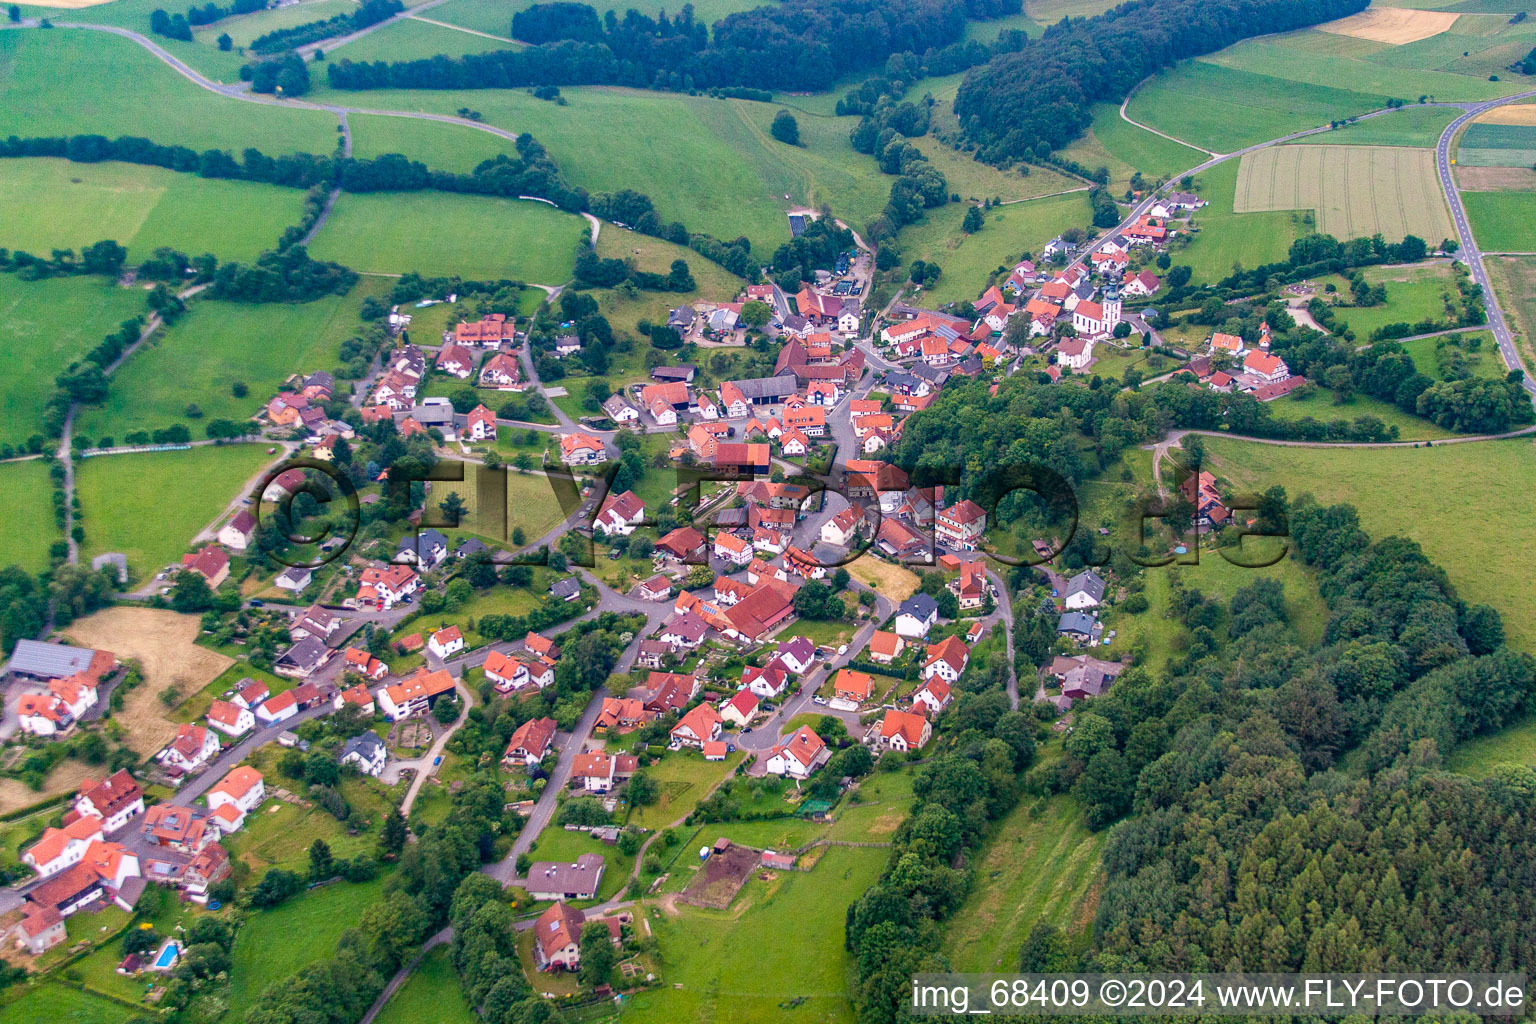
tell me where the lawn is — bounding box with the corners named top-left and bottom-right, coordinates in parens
top-left (1202, 436), bottom-right (1536, 656)
top-left (1125, 61), bottom-right (1387, 153)
top-left (593, 223), bottom-right (746, 302)
top-left (524, 826), bottom-right (634, 903)
top-left (1055, 103), bottom-right (1207, 192)
top-left (1462, 191), bottom-right (1536, 252)
top-left (847, 553), bottom-right (921, 602)
top-left (941, 792), bottom-right (1104, 971)
top-left (619, 845), bottom-right (886, 1024)
top-left (0, 158), bottom-right (308, 263)
top-left (901, 191), bottom-right (1092, 305)
top-left (1294, 105), bottom-right (1459, 148)
top-left (374, 947), bottom-right (478, 1024)
top-left (0, 29), bottom-right (338, 152)
top-left (0, 272), bottom-right (146, 447)
top-left (308, 191), bottom-right (587, 283)
top-left (427, 464), bottom-right (570, 548)
top-left (76, 443), bottom-right (278, 576)
top-left (1401, 330), bottom-right (1506, 380)
top-left (76, 280), bottom-right (388, 442)
top-left (1174, 160), bottom-right (1304, 284)
top-left (224, 876), bottom-right (390, 1021)
top-left (0, 459), bottom-right (61, 573)
top-left (623, 750), bottom-right (742, 829)
top-left (348, 112), bottom-right (518, 174)
top-left (1233, 144), bottom-right (1454, 244)
top-left (1321, 260), bottom-right (1460, 339)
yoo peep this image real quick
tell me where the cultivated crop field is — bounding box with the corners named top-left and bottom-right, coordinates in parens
top-left (1485, 255), bottom-right (1536, 365)
top-left (0, 272), bottom-right (147, 447)
top-left (76, 443), bottom-right (277, 576)
top-left (308, 191), bottom-right (588, 282)
top-left (1233, 144), bottom-right (1454, 242)
top-left (0, 158), bottom-right (306, 263)
top-left (1319, 6), bottom-right (1461, 45)
top-left (1456, 122), bottom-right (1536, 166)
top-left (1203, 436), bottom-right (1536, 656)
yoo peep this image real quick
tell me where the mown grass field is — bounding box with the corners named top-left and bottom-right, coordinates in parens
top-left (0, 158), bottom-right (307, 262)
top-left (0, 272), bottom-right (147, 447)
top-left (428, 463), bottom-right (568, 548)
top-left (902, 191), bottom-right (1092, 305)
top-left (0, 29), bottom-right (338, 152)
top-left (0, 985), bottom-right (124, 1024)
top-left (593, 223), bottom-right (747, 299)
top-left (76, 443), bottom-right (277, 575)
top-left (348, 113), bottom-right (517, 173)
top-left (942, 793), bottom-right (1104, 971)
top-left (1261, 385), bottom-right (1459, 440)
top-left (328, 13), bottom-right (513, 63)
top-left (0, 459), bottom-right (60, 573)
top-left (224, 876), bottom-right (390, 1022)
top-left (431, 0), bottom-right (762, 37)
top-left (1462, 190), bottom-right (1536, 251)
top-left (1056, 103), bottom-right (1205, 191)
top-left (1401, 330), bottom-right (1506, 380)
top-left (309, 191), bottom-right (587, 282)
top-left (1125, 62), bottom-right (1386, 153)
top-left (373, 947), bottom-right (478, 1024)
top-left (1233, 144), bottom-right (1453, 243)
top-left (620, 845), bottom-right (886, 1024)
top-left (1455, 121), bottom-right (1536, 166)
top-left (1173, 160), bottom-right (1302, 283)
top-left (623, 750), bottom-right (742, 830)
top-left (1203, 436), bottom-right (1536, 656)
top-left (76, 280), bottom-right (386, 441)
top-left (1294, 105), bottom-right (1457, 148)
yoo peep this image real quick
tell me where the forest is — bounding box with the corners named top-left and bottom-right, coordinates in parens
top-left (952, 0), bottom-right (1370, 165)
top-left (326, 0), bottom-right (1018, 93)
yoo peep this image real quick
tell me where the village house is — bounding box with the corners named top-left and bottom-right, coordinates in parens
top-left (254, 689), bottom-right (299, 726)
top-left (274, 637), bottom-right (332, 679)
top-left (595, 696), bottom-right (653, 732)
top-left (1242, 350), bottom-right (1290, 384)
top-left (765, 725), bottom-right (830, 780)
top-left (833, 668), bottom-right (875, 706)
top-left (502, 717), bottom-right (558, 767)
top-left (157, 723), bottom-right (221, 776)
top-left (720, 688), bottom-right (759, 728)
top-left (17, 695), bottom-right (72, 736)
top-left (465, 404), bottom-right (497, 441)
top-left (23, 838), bottom-right (140, 921)
top-left (22, 815), bottom-right (104, 878)
top-left (357, 564), bottom-right (419, 610)
top-left (570, 751), bottom-right (637, 793)
top-left (12, 905), bottom-right (66, 955)
top-left (1064, 570), bottom-right (1106, 610)
top-left (454, 313), bottom-right (518, 347)
top-left (527, 853), bottom-right (606, 901)
top-left (922, 635), bottom-right (970, 684)
top-left (656, 526), bottom-right (707, 563)
top-left (911, 677), bottom-right (953, 717)
top-left (670, 703), bottom-right (723, 749)
top-left (602, 393), bottom-right (639, 424)
top-left (743, 663), bottom-right (790, 701)
top-left (180, 546), bottom-right (229, 588)
top-left (1055, 337), bottom-right (1095, 371)
top-left (559, 432), bottom-right (607, 465)
top-left (217, 510), bottom-right (257, 552)
top-left (935, 499), bottom-right (987, 550)
top-left (643, 672), bottom-right (699, 715)
top-left (340, 733), bottom-right (387, 777)
top-left (479, 352), bottom-right (523, 389)
top-left (435, 344), bottom-right (478, 378)
top-left (75, 770), bottom-right (144, 833)
top-left (207, 699), bottom-right (255, 738)
top-left (1181, 470), bottom-right (1231, 528)
top-left (868, 630), bottom-right (905, 665)
top-left (595, 489), bottom-right (645, 536)
top-left (334, 684), bottom-right (376, 715)
top-left (206, 765), bottom-right (264, 827)
top-left (533, 902), bottom-right (587, 971)
top-left (894, 593), bottom-right (939, 638)
top-left (874, 709), bottom-right (932, 752)
top-left (378, 669), bottom-right (457, 721)
top-left (342, 646), bottom-right (389, 681)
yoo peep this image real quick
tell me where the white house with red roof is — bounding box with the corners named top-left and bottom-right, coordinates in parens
top-left (1242, 350), bottom-right (1290, 384)
top-left (17, 694), bottom-right (71, 736)
top-left (670, 703), bottom-right (723, 749)
top-left (503, 716), bottom-right (558, 767)
top-left (207, 699), bottom-right (255, 738)
top-left (922, 636), bottom-right (970, 684)
top-left (868, 630), bottom-right (905, 665)
top-left (435, 344), bottom-right (477, 378)
top-left (559, 432), bottom-right (607, 465)
top-left (874, 709), bottom-right (932, 752)
top-left (479, 352), bottom-right (523, 389)
top-left (357, 564), bottom-right (419, 610)
top-left (22, 815), bottom-right (104, 878)
top-left (206, 766), bottom-right (265, 822)
top-left (912, 678), bottom-right (953, 716)
top-left (157, 723), bottom-right (221, 775)
top-left (764, 726), bottom-right (829, 780)
top-left (1056, 336), bottom-right (1095, 371)
top-left (713, 531), bottom-right (753, 566)
top-left (342, 647), bottom-right (389, 681)
top-left (75, 770), bottom-right (144, 833)
top-left (428, 626), bottom-right (464, 660)
top-left (596, 490), bottom-right (645, 536)
top-left (255, 689), bottom-right (299, 725)
top-left (465, 404), bottom-right (497, 441)
top-left (935, 499), bottom-right (987, 550)
top-left (720, 688), bottom-right (759, 728)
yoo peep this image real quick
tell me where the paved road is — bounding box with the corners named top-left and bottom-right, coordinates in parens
top-left (1434, 91), bottom-right (1536, 396)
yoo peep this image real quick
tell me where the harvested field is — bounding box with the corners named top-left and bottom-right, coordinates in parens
top-left (1457, 165), bottom-right (1536, 190)
top-left (0, 759), bottom-right (94, 815)
top-left (1234, 144), bottom-right (1454, 242)
top-left (1319, 7), bottom-right (1459, 45)
top-left (1473, 103), bottom-right (1536, 126)
top-left (62, 607), bottom-right (231, 754)
top-left (847, 553), bottom-right (920, 602)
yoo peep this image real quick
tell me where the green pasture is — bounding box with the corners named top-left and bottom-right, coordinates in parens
top-left (373, 947), bottom-right (478, 1024)
top-left (0, 29), bottom-right (339, 153)
top-left (308, 191), bottom-right (587, 282)
top-left (348, 113), bottom-right (517, 173)
top-left (0, 272), bottom-right (147, 447)
top-left (1056, 103), bottom-right (1206, 191)
top-left (1297, 105), bottom-right (1458, 148)
top-left (328, 13), bottom-right (513, 63)
top-left (1463, 190), bottom-right (1536, 251)
top-left (1401, 330), bottom-right (1507, 380)
top-left (76, 280), bottom-right (388, 441)
top-left (0, 158), bottom-right (307, 263)
top-left (1260, 385), bottom-right (1460, 441)
top-left (1323, 260), bottom-right (1460, 339)
top-left (1173, 160), bottom-right (1303, 284)
top-left (76, 443), bottom-right (277, 576)
top-left (0, 459), bottom-right (61, 573)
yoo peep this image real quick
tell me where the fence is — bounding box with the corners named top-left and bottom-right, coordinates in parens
top-left (80, 443), bottom-right (193, 458)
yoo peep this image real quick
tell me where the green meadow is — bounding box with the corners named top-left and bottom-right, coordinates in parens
top-left (1463, 191), bottom-right (1536, 251)
top-left (0, 272), bottom-right (147, 446)
top-left (348, 113), bottom-right (517, 173)
top-left (0, 458), bottom-right (61, 573)
top-left (327, 14), bottom-right (514, 63)
top-left (75, 279), bottom-right (388, 442)
top-left (1172, 160), bottom-right (1303, 284)
top-left (373, 947), bottom-right (478, 1024)
top-left (0, 29), bottom-right (339, 153)
top-left (308, 191), bottom-right (587, 281)
top-left (1056, 103), bottom-right (1207, 191)
top-left (76, 443), bottom-right (278, 575)
top-left (1293, 105), bottom-right (1458, 148)
top-left (0, 158), bottom-right (308, 263)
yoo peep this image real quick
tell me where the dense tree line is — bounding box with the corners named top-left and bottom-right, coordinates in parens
top-left (953, 0), bottom-right (1369, 165)
top-left (328, 0), bottom-right (1016, 94)
top-left (247, 53), bottom-right (311, 95)
top-left (208, 245), bottom-right (357, 303)
top-left (151, 0), bottom-right (265, 38)
top-left (250, 0), bottom-right (401, 54)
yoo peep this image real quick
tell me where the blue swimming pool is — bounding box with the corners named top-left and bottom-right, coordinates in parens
top-left (152, 941), bottom-right (181, 970)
